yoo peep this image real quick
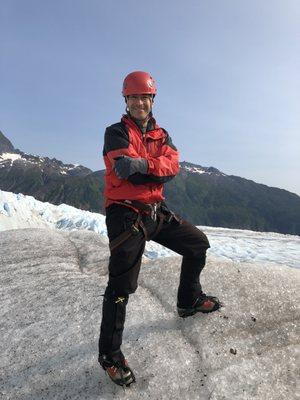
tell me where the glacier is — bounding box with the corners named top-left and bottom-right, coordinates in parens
top-left (0, 228), bottom-right (299, 399)
top-left (0, 189), bottom-right (299, 399)
top-left (0, 189), bottom-right (299, 269)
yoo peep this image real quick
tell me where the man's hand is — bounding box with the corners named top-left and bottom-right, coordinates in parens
top-left (114, 156), bottom-right (148, 179)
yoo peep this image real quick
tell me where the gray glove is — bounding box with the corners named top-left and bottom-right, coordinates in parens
top-left (114, 156), bottom-right (148, 179)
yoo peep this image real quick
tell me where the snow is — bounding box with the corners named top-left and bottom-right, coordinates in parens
top-left (65, 164), bottom-right (80, 169)
top-left (0, 228), bottom-right (299, 399)
top-left (0, 152), bottom-right (22, 162)
top-left (199, 226), bottom-right (300, 269)
top-left (0, 153), bottom-right (78, 174)
top-left (0, 153), bottom-right (42, 167)
top-left (182, 165), bottom-right (226, 177)
top-left (0, 190), bottom-right (107, 237)
top-left (184, 166), bottom-right (207, 174)
top-left (0, 190), bottom-right (299, 268)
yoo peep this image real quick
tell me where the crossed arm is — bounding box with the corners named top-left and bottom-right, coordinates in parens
top-left (104, 124), bottom-right (179, 185)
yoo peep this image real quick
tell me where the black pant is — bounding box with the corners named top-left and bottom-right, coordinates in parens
top-left (98, 204), bottom-right (210, 356)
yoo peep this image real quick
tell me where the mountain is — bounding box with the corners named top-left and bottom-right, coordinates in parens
top-left (0, 131), bottom-right (299, 235)
top-left (0, 132), bottom-right (103, 212)
top-left (165, 161), bottom-right (300, 235)
top-left (0, 130), bottom-right (15, 153)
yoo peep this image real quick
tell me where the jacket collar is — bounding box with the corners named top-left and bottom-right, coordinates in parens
top-left (122, 113), bottom-right (159, 132)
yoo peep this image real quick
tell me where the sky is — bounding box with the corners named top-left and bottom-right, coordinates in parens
top-left (0, 0), bottom-right (299, 195)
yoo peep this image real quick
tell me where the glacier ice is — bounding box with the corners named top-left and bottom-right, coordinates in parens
top-left (0, 228), bottom-right (299, 400)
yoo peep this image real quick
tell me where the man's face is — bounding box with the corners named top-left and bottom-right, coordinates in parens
top-left (126, 94), bottom-right (153, 121)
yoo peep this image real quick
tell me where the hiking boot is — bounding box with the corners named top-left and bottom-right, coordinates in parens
top-left (99, 351), bottom-right (135, 387)
top-left (177, 294), bottom-right (222, 318)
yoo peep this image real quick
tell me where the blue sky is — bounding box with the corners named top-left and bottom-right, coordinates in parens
top-left (1, 0), bottom-right (299, 194)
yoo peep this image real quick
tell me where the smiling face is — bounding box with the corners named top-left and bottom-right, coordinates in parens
top-left (126, 94), bottom-right (154, 121)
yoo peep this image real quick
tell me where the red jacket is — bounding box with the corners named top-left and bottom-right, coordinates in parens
top-left (103, 114), bottom-right (179, 208)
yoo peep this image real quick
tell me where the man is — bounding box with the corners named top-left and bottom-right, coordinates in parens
top-left (98, 71), bottom-right (221, 387)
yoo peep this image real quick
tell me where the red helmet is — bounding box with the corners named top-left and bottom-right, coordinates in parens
top-left (122, 71), bottom-right (157, 96)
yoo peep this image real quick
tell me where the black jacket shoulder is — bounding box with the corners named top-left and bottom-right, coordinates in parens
top-left (106, 121), bottom-right (128, 135)
top-left (103, 121), bottom-right (129, 155)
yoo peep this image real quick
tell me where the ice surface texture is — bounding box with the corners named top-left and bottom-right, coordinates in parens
top-left (0, 228), bottom-right (299, 400)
